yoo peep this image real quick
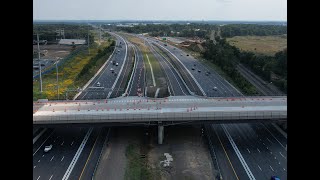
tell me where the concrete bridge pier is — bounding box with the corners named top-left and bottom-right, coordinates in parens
top-left (158, 122), bottom-right (164, 144)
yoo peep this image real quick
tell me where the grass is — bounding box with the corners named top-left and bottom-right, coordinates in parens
top-left (33, 41), bottom-right (112, 101)
top-left (226, 35), bottom-right (287, 56)
top-left (123, 34), bottom-right (167, 88)
top-left (124, 143), bottom-right (153, 180)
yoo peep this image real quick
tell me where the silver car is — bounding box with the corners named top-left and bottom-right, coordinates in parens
top-left (44, 145), bottom-right (53, 152)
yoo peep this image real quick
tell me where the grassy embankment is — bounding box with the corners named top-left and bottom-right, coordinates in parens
top-left (33, 40), bottom-right (114, 101)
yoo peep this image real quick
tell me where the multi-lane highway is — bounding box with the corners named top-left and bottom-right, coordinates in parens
top-left (134, 34), bottom-right (287, 179)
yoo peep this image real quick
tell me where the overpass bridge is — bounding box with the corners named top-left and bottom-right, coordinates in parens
top-left (33, 96), bottom-right (286, 144)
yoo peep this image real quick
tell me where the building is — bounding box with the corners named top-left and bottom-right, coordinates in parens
top-left (58, 39), bottom-right (86, 45)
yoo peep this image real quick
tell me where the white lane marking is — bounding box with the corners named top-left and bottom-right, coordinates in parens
top-left (222, 125), bottom-right (256, 180)
top-left (270, 165), bottom-right (274, 171)
top-left (61, 156), bottom-right (64, 161)
top-left (50, 156), bottom-right (54, 161)
top-left (36, 176), bottom-right (40, 180)
top-left (283, 168), bottom-right (286, 171)
top-left (270, 151), bottom-right (272, 154)
top-left (48, 175), bottom-right (53, 180)
top-left (279, 152), bottom-right (286, 159)
top-left (34, 166), bottom-right (36, 169)
top-left (266, 138), bottom-right (272, 143)
top-left (33, 131), bottom-right (54, 156)
top-left (262, 124), bottom-right (287, 151)
top-left (278, 161), bottom-right (281, 164)
top-left (257, 165), bottom-right (262, 171)
top-left (247, 148), bottom-right (251, 153)
top-left (33, 128), bottom-right (47, 144)
top-left (274, 156), bottom-right (276, 159)
top-left (62, 127), bottom-right (93, 180)
top-left (61, 141), bottom-right (64, 146)
top-left (42, 155), bottom-right (45, 157)
top-left (71, 141), bottom-right (74, 146)
top-left (38, 160), bottom-right (40, 162)
top-left (257, 148), bottom-right (261, 153)
top-left (262, 143), bottom-right (265, 145)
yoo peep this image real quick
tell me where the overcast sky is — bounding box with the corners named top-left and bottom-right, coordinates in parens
top-left (33, 0), bottom-right (287, 21)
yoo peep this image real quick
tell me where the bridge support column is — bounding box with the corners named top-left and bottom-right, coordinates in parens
top-left (158, 123), bottom-right (164, 145)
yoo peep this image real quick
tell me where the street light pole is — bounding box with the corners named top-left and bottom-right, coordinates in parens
top-left (37, 33), bottom-right (43, 92)
top-left (56, 62), bottom-right (59, 100)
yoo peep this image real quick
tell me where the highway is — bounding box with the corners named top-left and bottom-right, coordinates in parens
top-left (75, 32), bottom-right (128, 100)
top-left (146, 40), bottom-right (190, 96)
top-left (136, 34), bottom-right (287, 179)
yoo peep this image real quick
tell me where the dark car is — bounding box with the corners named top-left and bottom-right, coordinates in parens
top-left (191, 67), bottom-right (195, 70)
top-left (271, 176), bottom-right (280, 180)
top-left (187, 54), bottom-right (189, 56)
top-left (198, 70), bottom-right (201, 72)
top-left (194, 64), bottom-right (196, 66)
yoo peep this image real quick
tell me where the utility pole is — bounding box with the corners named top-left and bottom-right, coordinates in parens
top-left (37, 33), bottom-right (43, 92)
top-left (99, 25), bottom-right (101, 44)
top-left (56, 62), bottom-right (59, 100)
top-left (87, 26), bottom-right (90, 55)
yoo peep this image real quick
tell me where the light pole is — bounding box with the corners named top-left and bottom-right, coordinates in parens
top-left (37, 33), bottom-right (43, 92)
top-left (56, 61), bottom-right (59, 100)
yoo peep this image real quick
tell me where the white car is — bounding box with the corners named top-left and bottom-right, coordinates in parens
top-left (97, 82), bottom-right (101, 87)
top-left (116, 63), bottom-right (119, 66)
top-left (44, 145), bottom-right (52, 152)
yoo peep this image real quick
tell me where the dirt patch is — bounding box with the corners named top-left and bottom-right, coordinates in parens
top-left (148, 125), bottom-right (215, 180)
top-left (33, 44), bottom-right (75, 59)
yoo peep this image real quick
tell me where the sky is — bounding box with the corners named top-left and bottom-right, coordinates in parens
top-left (33, 0), bottom-right (287, 21)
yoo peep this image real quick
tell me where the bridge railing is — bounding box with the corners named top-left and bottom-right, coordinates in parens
top-left (33, 110), bottom-right (287, 124)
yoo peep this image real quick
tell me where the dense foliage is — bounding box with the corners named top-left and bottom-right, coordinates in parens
top-left (202, 37), bottom-right (287, 93)
top-left (112, 23), bottom-right (286, 38)
top-left (33, 24), bottom-right (94, 44)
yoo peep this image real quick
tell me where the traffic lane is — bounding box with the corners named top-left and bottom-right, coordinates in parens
top-left (146, 38), bottom-right (241, 96)
top-left (212, 124), bottom-right (250, 179)
top-left (67, 128), bottom-right (100, 179)
top-left (225, 123), bottom-right (287, 180)
top-left (129, 45), bottom-right (145, 96)
top-left (33, 128), bottom-right (54, 155)
top-left (261, 123), bottom-right (287, 149)
top-left (33, 127), bottom-right (87, 180)
top-left (76, 128), bottom-right (110, 180)
top-left (205, 125), bottom-right (239, 180)
top-left (148, 43), bottom-right (187, 96)
top-left (224, 123), bottom-right (279, 180)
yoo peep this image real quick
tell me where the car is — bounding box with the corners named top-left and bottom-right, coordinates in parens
top-left (194, 64), bottom-right (196, 66)
top-left (116, 63), bottom-right (119, 66)
top-left (213, 87), bottom-right (218, 91)
top-left (114, 72), bottom-right (117, 76)
top-left (180, 54), bottom-right (183, 56)
top-left (205, 72), bottom-right (209, 76)
top-left (117, 50), bottom-right (120, 52)
top-left (191, 67), bottom-right (195, 70)
top-left (173, 48), bottom-right (176, 50)
top-left (271, 176), bottom-right (280, 180)
top-left (97, 82), bottom-right (100, 87)
top-left (207, 71), bottom-right (211, 74)
top-left (187, 54), bottom-right (189, 56)
top-left (110, 68), bottom-right (114, 73)
top-left (198, 70), bottom-right (201, 72)
top-left (44, 145), bottom-right (52, 152)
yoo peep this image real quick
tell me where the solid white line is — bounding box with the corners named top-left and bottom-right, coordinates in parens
top-left (71, 141), bottom-right (74, 146)
top-left (33, 128), bottom-right (47, 144)
top-left (272, 123), bottom-right (287, 139)
top-left (50, 156), bottom-right (54, 161)
top-left (61, 156), bottom-right (64, 161)
top-left (62, 127), bottom-right (93, 180)
top-left (257, 165), bottom-right (262, 171)
top-left (270, 165), bottom-right (274, 171)
top-left (222, 125), bottom-right (256, 180)
top-left (36, 176), bottom-right (40, 180)
top-left (247, 148), bottom-right (251, 153)
top-left (48, 175), bottom-right (53, 180)
top-left (33, 131), bottom-right (54, 156)
top-left (146, 54), bottom-right (156, 86)
top-left (34, 166), bottom-right (36, 169)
